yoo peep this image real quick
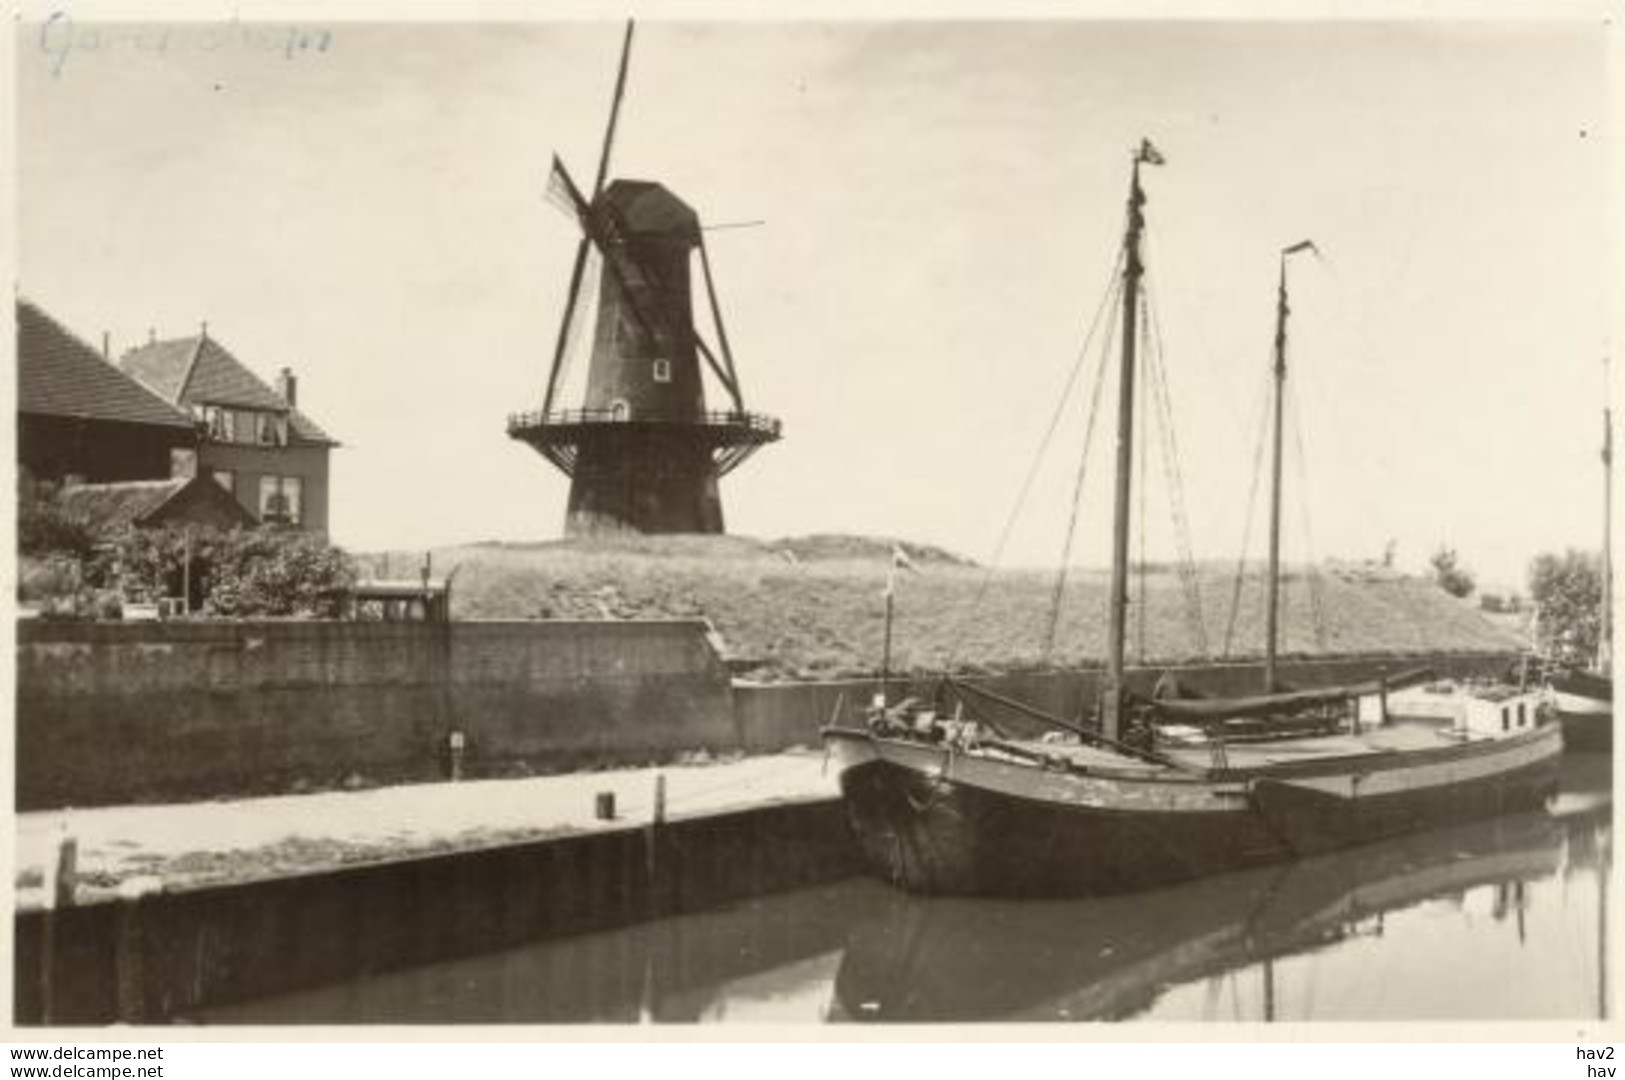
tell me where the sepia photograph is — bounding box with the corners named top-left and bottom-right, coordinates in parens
top-left (8, 1), bottom-right (1617, 1039)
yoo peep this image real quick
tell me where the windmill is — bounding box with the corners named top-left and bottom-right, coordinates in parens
top-left (507, 21), bottom-right (781, 535)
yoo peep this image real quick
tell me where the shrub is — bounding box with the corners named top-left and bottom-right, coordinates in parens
top-left (205, 528), bottom-right (355, 618)
top-left (85, 525), bottom-right (357, 618)
top-left (18, 498), bottom-right (95, 558)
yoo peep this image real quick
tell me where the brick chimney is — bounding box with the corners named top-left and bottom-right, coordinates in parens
top-left (276, 367), bottom-right (298, 408)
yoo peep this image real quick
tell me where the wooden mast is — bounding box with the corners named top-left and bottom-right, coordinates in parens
top-left (1264, 241), bottom-right (1316, 694)
top-left (1103, 140), bottom-right (1161, 741)
top-left (1264, 260), bottom-right (1289, 693)
top-left (1600, 370), bottom-right (1612, 675)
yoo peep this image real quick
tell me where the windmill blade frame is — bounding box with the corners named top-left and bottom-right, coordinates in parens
top-left (592, 21), bottom-right (636, 201)
top-left (542, 236), bottom-right (594, 415)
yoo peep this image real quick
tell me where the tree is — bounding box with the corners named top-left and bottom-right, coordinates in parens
top-left (1528, 549), bottom-right (1603, 665)
top-left (1429, 546), bottom-right (1476, 599)
top-left (18, 494), bottom-right (95, 559)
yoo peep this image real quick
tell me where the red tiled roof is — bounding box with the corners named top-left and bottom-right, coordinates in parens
top-left (120, 333), bottom-right (338, 446)
top-left (17, 301), bottom-right (195, 430)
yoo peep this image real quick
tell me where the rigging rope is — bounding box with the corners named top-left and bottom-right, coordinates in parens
top-left (1221, 362), bottom-right (1276, 657)
top-left (1287, 377), bottom-right (1330, 650)
top-left (1042, 273), bottom-right (1122, 662)
top-left (1142, 275), bottom-right (1211, 657)
top-left (947, 249), bottom-right (1126, 672)
top-left (1137, 295), bottom-right (1151, 663)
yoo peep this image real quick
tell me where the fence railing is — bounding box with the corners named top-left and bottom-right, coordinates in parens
top-left (507, 408), bottom-right (782, 439)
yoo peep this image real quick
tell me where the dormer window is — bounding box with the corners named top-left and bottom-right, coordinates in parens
top-left (204, 406), bottom-right (234, 442)
top-left (255, 412), bottom-right (287, 446)
top-left (652, 358), bottom-right (672, 384)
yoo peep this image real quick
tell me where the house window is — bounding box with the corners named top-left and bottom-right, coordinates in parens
top-left (1501, 707), bottom-right (1510, 732)
top-left (247, 412), bottom-right (288, 447)
top-left (652, 358), bottom-right (672, 384)
top-left (1517, 702), bottom-right (1527, 728)
top-left (213, 469), bottom-right (235, 495)
top-left (259, 475), bottom-right (304, 525)
top-left (609, 398), bottom-right (630, 421)
top-left (206, 406), bottom-right (235, 443)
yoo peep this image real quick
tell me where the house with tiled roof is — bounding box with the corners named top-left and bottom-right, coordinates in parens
top-left (121, 329), bottom-right (338, 537)
top-left (57, 475), bottom-right (258, 534)
top-left (17, 299), bottom-right (197, 489)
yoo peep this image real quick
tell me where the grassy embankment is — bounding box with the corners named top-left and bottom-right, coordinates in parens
top-left (366, 534), bottom-right (1522, 683)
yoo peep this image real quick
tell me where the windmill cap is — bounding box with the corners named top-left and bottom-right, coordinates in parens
top-left (599, 179), bottom-right (700, 239)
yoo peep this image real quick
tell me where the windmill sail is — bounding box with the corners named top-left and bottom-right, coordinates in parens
top-left (508, 20), bottom-right (780, 535)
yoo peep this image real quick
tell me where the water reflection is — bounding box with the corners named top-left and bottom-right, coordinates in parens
top-left (198, 754), bottom-right (1611, 1024)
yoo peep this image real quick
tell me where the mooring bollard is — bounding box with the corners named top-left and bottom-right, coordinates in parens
top-left (447, 729), bottom-right (466, 782)
top-left (114, 876), bottom-right (162, 1024)
top-left (595, 791), bottom-right (616, 820)
top-left (643, 772), bottom-right (669, 918)
top-left (53, 834), bottom-right (79, 910)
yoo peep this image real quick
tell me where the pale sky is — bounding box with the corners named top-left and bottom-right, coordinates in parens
top-left (15, 11), bottom-right (1616, 590)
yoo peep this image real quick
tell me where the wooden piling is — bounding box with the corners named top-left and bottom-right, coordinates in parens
top-left (644, 773), bottom-right (669, 917)
top-left (114, 877), bottom-right (161, 1024)
top-left (53, 835), bottom-right (78, 910)
top-left (37, 832), bottom-right (79, 1025)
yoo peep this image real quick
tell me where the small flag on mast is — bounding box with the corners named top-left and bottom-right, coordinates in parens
top-left (1137, 139), bottom-right (1166, 166)
top-left (883, 544), bottom-right (921, 598)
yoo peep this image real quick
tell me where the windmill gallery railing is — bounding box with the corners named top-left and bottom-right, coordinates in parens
top-left (506, 407), bottom-right (782, 477)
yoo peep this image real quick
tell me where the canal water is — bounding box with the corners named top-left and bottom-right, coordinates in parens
top-left (198, 753), bottom-right (1611, 1024)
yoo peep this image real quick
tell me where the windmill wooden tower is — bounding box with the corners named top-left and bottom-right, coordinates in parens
top-left (507, 22), bottom-right (781, 535)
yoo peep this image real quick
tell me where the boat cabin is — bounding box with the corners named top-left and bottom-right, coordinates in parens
top-left (1380, 681), bottom-right (1544, 739)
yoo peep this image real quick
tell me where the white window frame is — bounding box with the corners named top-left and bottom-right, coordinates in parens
top-left (258, 474), bottom-right (304, 525)
top-left (206, 406), bottom-right (235, 443)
